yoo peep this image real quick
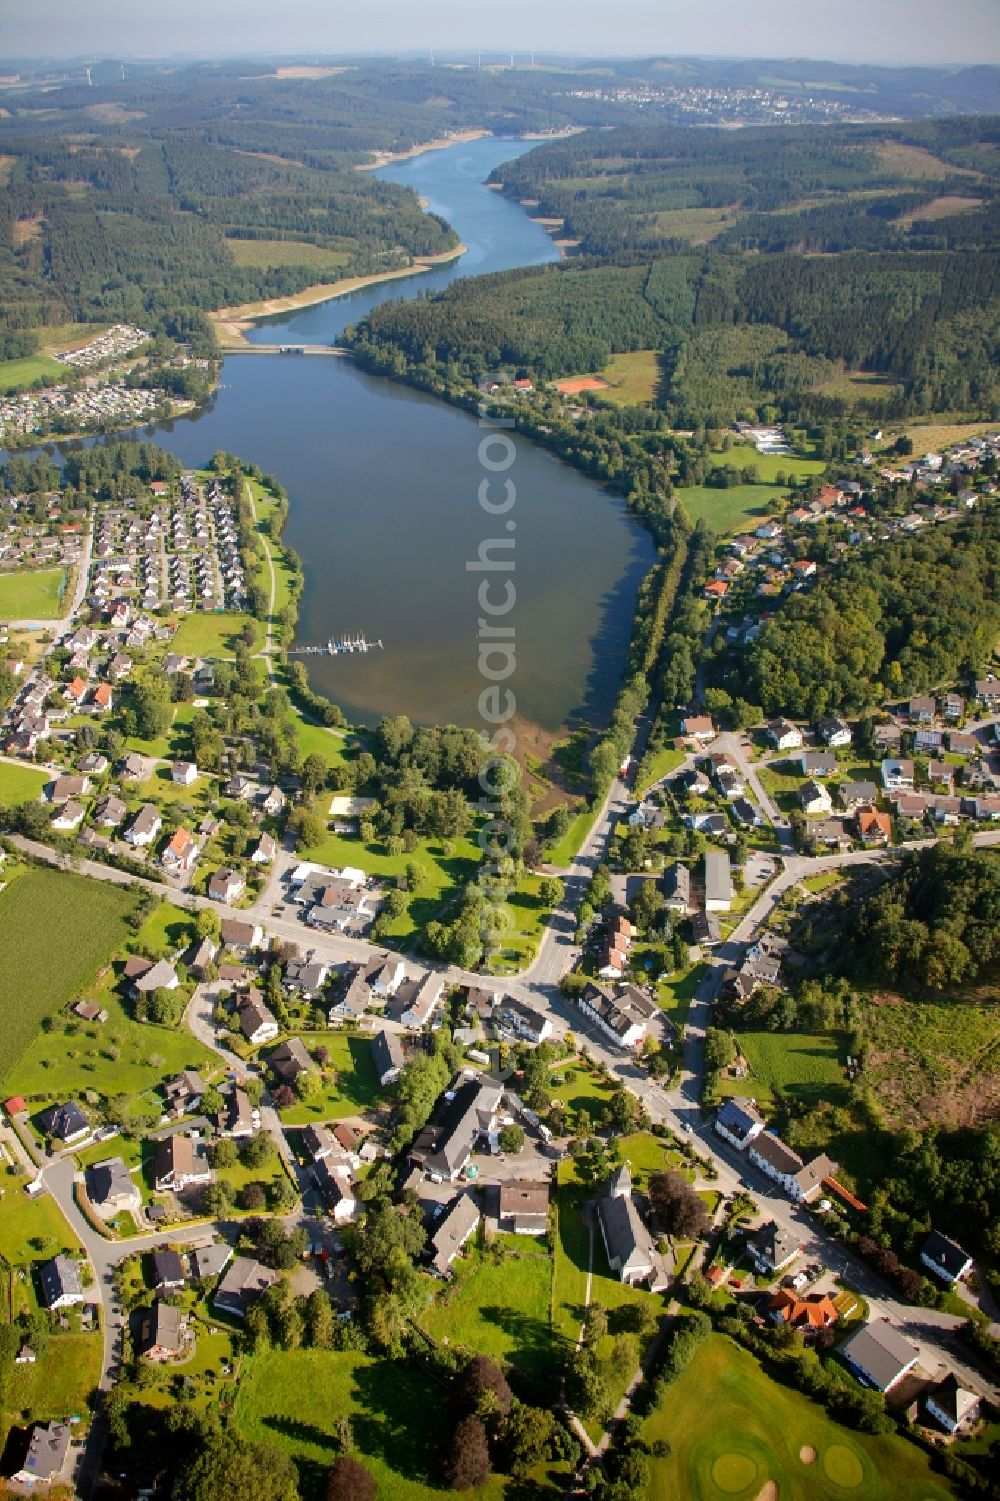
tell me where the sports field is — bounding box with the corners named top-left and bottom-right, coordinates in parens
top-left (0, 567), bottom-right (66, 618)
top-left (643, 1334), bottom-right (953, 1501)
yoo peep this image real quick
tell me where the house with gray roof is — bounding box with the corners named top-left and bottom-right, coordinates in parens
top-left (428, 1192), bottom-right (481, 1277)
top-left (841, 1321), bottom-right (919, 1391)
top-left (372, 1029), bottom-right (406, 1087)
top-left (38, 1254), bottom-right (84, 1310)
top-left (9, 1421), bottom-right (71, 1486)
top-left (410, 1075), bottom-right (502, 1182)
top-left (213, 1255), bottom-right (277, 1318)
top-left (86, 1156), bottom-right (140, 1219)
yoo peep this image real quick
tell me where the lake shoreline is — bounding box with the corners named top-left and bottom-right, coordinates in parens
top-left (210, 245), bottom-right (468, 348)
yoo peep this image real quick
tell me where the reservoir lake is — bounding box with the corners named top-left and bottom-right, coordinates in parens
top-left (84, 138), bottom-right (658, 732)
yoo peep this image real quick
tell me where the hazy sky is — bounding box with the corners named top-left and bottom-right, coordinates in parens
top-left (3, 0), bottom-right (999, 66)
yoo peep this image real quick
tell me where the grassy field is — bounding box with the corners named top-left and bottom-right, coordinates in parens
top-left (676, 482), bottom-right (788, 534)
top-left (653, 204), bottom-right (742, 242)
top-left (642, 1333), bottom-right (953, 1501)
top-left (737, 1030), bottom-right (848, 1110)
top-left (491, 872), bottom-right (550, 973)
top-left (277, 1031), bottom-right (381, 1125)
top-left (6, 1332), bottom-right (102, 1428)
top-left (420, 1243), bottom-right (552, 1380)
top-left (0, 1172), bottom-right (81, 1268)
top-left (0, 760), bottom-right (48, 806)
top-left (903, 419), bottom-right (1000, 451)
top-left (636, 745), bottom-right (685, 795)
top-left (546, 810), bottom-right (591, 869)
top-left (597, 349), bottom-right (662, 406)
top-left (235, 1348), bottom-right (506, 1501)
top-left (0, 866), bottom-right (140, 1084)
top-left (0, 567), bottom-right (66, 618)
top-left (657, 963), bottom-right (707, 1030)
top-left (857, 994), bottom-right (1000, 1133)
top-left (0, 354), bottom-right (65, 393)
top-left (226, 238), bottom-right (352, 271)
top-left (291, 717), bottom-right (355, 773)
top-left (705, 443), bottom-right (826, 485)
top-left (169, 612), bottom-right (261, 658)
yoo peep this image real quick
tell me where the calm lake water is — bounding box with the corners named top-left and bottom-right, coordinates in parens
top-left (46, 138), bottom-right (658, 732)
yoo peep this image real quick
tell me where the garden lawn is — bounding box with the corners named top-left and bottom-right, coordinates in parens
top-left (548, 1061), bottom-right (615, 1121)
top-left (0, 1178), bottom-right (81, 1270)
top-left (546, 811), bottom-right (590, 869)
top-left (234, 1347), bottom-right (506, 1501)
top-left (420, 1243), bottom-right (552, 1381)
top-left (491, 873), bottom-right (549, 973)
top-left (277, 1031), bottom-right (380, 1125)
top-left (0, 761), bottom-right (48, 806)
top-left (0, 867), bottom-right (139, 1083)
top-left (675, 482), bottom-right (787, 534)
top-left (291, 717), bottom-right (355, 773)
top-left (657, 963), bottom-right (707, 1029)
top-left (642, 1333), bottom-right (953, 1501)
top-left (738, 1030), bottom-right (848, 1108)
top-left (0, 567), bottom-right (66, 618)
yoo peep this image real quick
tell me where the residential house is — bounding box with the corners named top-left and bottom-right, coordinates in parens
top-left (38, 1100), bottom-right (89, 1145)
top-left (221, 1085), bottom-right (255, 1139)
top-left (124, 803), bottom-right (162, 848)
top-left (838, 780), bottom-right (878, 812)
top-left (909, 694), bottom-right (936, 723)
top-left (873, 722), bottom-right (902, 751)
top-left (190, 1240), bottom-right (232, 1282)
top-left (303, 1125), bottom-right (339, 1162)
top-left (857, 807), bottom-right (892, 844)
top-left (794, 1152), bottom-right (839, 1205)
top-left (690, 911), bottom-right (721, 947)
top-left (93, 793), bottom-right (126, 829)
top-left (237, 991), bottom-right (279, 1045)
top-left (578, 981), bottom-right (658, 1050)
top-left (8, 1422), bottom-right (71, 1488)
top-left (768, 718), bottom-right (803, 751)
top-left (187, 937), bottom-right (217, 978)
top-left (914, 728), bottom-right (944, 754)
top-left (410, 1075), bottom-right (503, 1182)
top-left (942, 693), bottom-right (965, 722)
top-left (260, 785), bottom-right (286, 817)
top-left (151, 1250), bottom-right (185, 1292)
top-left (85, 1157), bottom-right (140, 1220)
top-left (163, 1070), bottom-right (206, 1117)
top-left (747, 1133), bottom-right (805, 1196)
top-left (220, 917), bottom-right (263, 952)
top-left (138, 1302), bottom-right (188, 1361)
top-left (748, 1221), bottom-right (800, 1275)
top-left (498, 1180), bottom-right (549, 1236)
top-left (428, 1192), bottom-right (481, 1278)
top-left (118, 751), bottom-right (145, 780)
top-left (494, 997), bottom-right (552, 1046)
top-left (840, 1321), bottom-right (919, 1392)
top-left (313, 1157), bottom-right (356, 1223)
top-left (208, 867), bottom-right (245, 904)
top-left (161, 826), bottom-right (197, 874)
top-left (948, 731), bottom-right (978, 756)
top-left (48, 773), bottom-right (90, 804)
top-left (799, 780), bottom-right (833, 816)
top-left (975, 678), bottom-right (1000, 710)
top-left (213, 1255), bottom-right (278, 1318)
top-left (714, 1098), bottom-right (765, 1151)
top-left (681, 714), bottom-right (715, 743)
top-left (662, 862), bottom-right (692, 914)
top-left (371, 1029), bottom-right (406, 1087)
top-left (38, 1255), bottom-right (85, 1310)
top-left (881, 758), bottom-right (915, 793)
top-left (799, 750), bottom-right (836, 778)
top-left (171, 761), bottom-right (199, 785)
top-left (925, 1375), bottom-right (980, 1435)
top-left (284, 956), bottom-right (329, 997)
top-left (51, 800), bottom-right (84, 832)
top-left (927, 760), bottom-right (955, 791)
top-left (769, 1289), bottom-right (838, 1332)
top-left (704, 848), bottom-right (733, 912)
top-left (920, 1230), bottom-right (973, 1285)
top-left (818, 717), bottom-right (852, 748)
top-left (130, 959), bottom-right (179, 997)
top-left (267, 1037), bottom-right (315, 1087)
top-left (91, 683), bottom-right (113, 714)
top-left (251, 831), bottom-right (277, 865)
top-left (153, 1134), bottom-right (211, 1193)
top-left (396, 971), bottom-right (444, 1031)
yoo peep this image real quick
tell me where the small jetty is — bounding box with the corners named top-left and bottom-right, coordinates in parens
top-left (290, 633), bottom-right (383, 657)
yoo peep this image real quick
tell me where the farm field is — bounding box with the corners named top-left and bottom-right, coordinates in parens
top-left (0, 354), bottom-right (65, 393)
top-left (597, 349), bottom-right (662, 405)
top-left (234, 1347), bottom-right (506, 1501)
top-left (0, 760), bottom-right (48, 806)
top-left (420, 1242), bottom-right (552, 1381)
top-left (641, 1333), bottom-right (953, 1501)
top-left (675, 481), bottom-right (788, 533)
top-left (0, 866), bottom-right (140, 1083)
top-left (276, 1031), bottom-right (381, 1125)
top-left (226, 237), bottom-right (352, 271)
top-left (0, 567), bottom-right (66, 618)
